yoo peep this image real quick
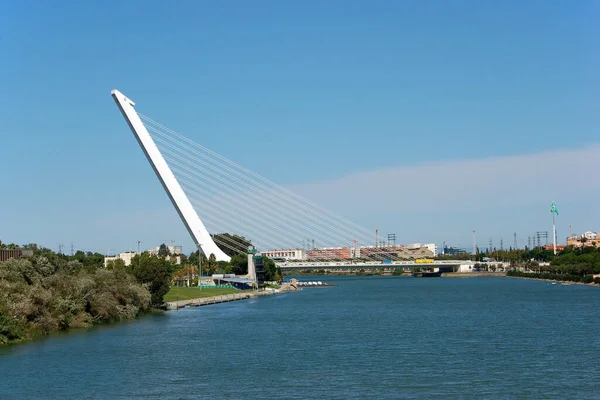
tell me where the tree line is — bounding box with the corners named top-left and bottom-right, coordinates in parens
top-left (481, 245), bottom-right (600, 283)
top-left (0, 245), bottom-right (175, 345)
top-left (1, 236), bottom-right (282, 345)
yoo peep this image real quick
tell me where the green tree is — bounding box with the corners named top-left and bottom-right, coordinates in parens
top-left (229, 253), bottom-right (248, 275)
top-left (158, 243), bottom-right (171, 258)
top-left (207, 253), bottom-right (217, 274)
top-left (263, 256), bottom-right (278, 281)
top-left (0, 246), bottom-right (152, 344)
top-left (106, 258), bottom-right (126, 271)
top-left (130, 253), bottom-right (175, 306)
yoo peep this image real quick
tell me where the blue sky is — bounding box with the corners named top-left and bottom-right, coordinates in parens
top-left (1, 1), bottom-right (598, 254)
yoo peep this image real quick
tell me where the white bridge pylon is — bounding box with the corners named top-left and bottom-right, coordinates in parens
top-left (111, 89), bottom-right (231, 261)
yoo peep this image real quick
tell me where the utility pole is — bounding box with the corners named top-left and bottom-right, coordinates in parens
top-left (551, 204), bottom-right (558, 255)
top-left (388, 233), bottom-right (396, 246)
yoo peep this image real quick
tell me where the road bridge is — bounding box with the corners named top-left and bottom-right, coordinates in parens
top-left (277, 260), bottom-right (480, 271)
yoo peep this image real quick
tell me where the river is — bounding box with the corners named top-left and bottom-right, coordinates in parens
top-left (1, 276), bottom-right (599, 399)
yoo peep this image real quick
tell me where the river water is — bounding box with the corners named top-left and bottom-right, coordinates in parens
top-left (1, 276), bottom-right (599, 399)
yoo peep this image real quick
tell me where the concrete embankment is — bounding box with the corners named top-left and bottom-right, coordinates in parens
top-left (165, 288), bottom-right (292, 310)
top-left (441, 272), bottom-right (507, 278)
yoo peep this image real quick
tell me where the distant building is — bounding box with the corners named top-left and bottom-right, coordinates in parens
top-left (104, 245), bottom-right (182, 268)
top-left (307, 247), bottom-right (351, 260)
top-left (359, 245), bottom-right (404, 259)
top-left (397, 246), bottom-right (434, 260)
top-left (567, 231), bottom-right (600, 248)
top-left (543, 244), bottom-right (567, 251)
top-left (104, 252), bottom-right (137, 268)
top-left (423, 243), bottom-right (438, 257)
top-left (149, 245), bottom-right (182, 256)
top-left (299, 242), bottom-right (437, 261)
top-left (262, 248), bottom-right (305, 260)
top-left (443, 246), bottom-right (468, 256)
top-left (361, 244), bottom-right (434, 260)
top-left (0, 249), bottom-right (34, 262)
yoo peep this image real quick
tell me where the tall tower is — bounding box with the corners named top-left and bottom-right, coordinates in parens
top-left (111, 90), bottom-right (230, 261)
top-left (247, 246), bottom-right (256, 283)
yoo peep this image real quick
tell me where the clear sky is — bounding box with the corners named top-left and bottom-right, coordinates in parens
top-left (1, 1), bottom-right (598, 254)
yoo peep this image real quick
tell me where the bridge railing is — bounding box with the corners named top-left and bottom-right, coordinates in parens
top-left (276, 260), bottom-right (478, 268)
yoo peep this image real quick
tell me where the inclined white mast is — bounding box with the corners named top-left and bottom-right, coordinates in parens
top-left (111, 89), bottom-right (230, 262)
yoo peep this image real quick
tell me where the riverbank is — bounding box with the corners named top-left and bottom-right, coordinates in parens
top-left (166, 292), bottom-right (255, 310)
top-left (442, 272), bottom-right (506, 278)
top-left (164, 284), bottom-right (296, 310)
top-left (505, 275), bottom-right (600, 288)
top-left (164, 287), bottom-right (239, 302)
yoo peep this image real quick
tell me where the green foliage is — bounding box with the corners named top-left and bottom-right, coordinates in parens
top-left (262, 257), bottom-right (281, 281)
top-left (0, 255), bottom-right (151, 345)
top-left (106, 258), bottom-right (126, 271)
top-left (187, 250), bottom-right (207, 269)
top-left (129, 253), bottom-right (176, 306)
top-left (157, 243), bottom-right (171, 257)
top-left (229, 253), bottom-right (248, 275)
top-left (507, 270), bottom-right (597, 284)
top-left (507, 246), bottom-right (600, 284)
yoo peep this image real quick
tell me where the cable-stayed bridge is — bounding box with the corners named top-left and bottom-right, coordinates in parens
top-left (111, 90), bottom-right (443, 267)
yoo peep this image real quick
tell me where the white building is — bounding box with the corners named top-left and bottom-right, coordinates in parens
top-left (262, 248), bottom-right (306, 261)
top-left (423, 243), bottom-right (438, 257)
top-left (104, 245), bottom-right (182, 268)
top-left (149, 245), bottom-right (182, 255)
top-left (104, 252), bottom-right (136, 268)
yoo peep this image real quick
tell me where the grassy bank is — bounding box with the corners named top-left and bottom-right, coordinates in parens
top-left (163, 287), bottom-right (239, 302)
